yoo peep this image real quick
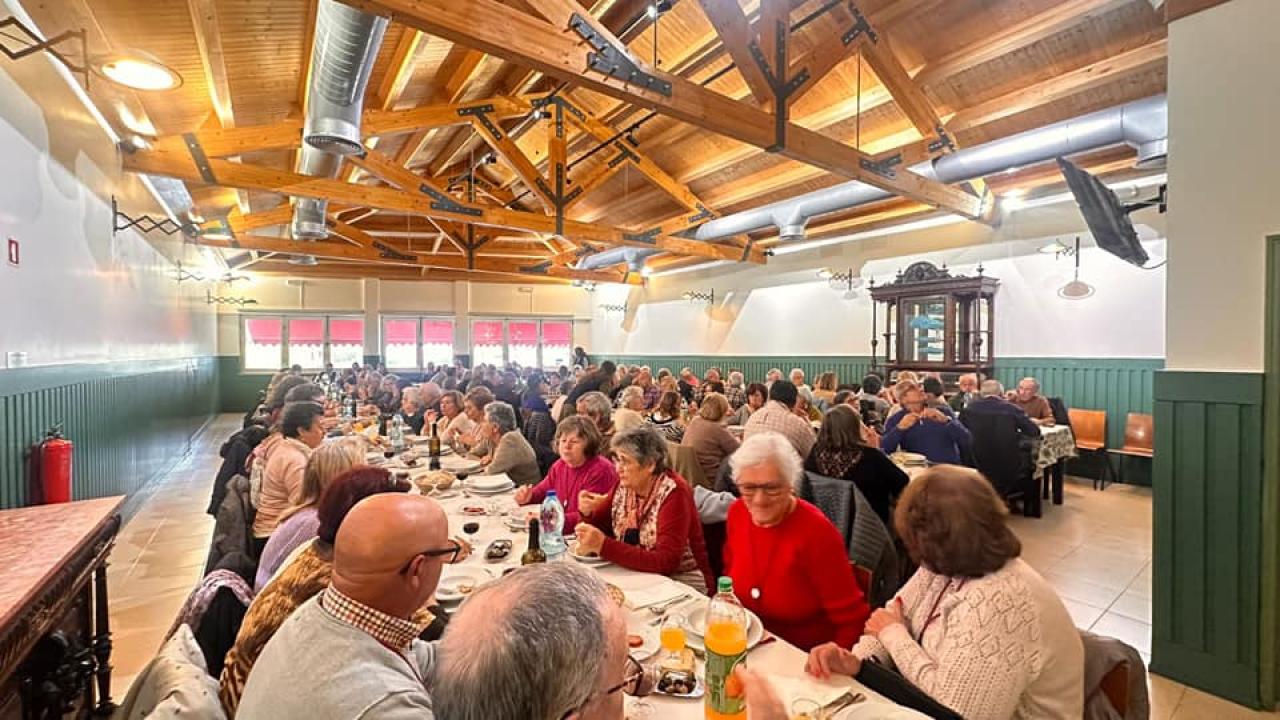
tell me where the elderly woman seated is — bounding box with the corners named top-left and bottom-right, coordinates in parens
top-left (722, 432), bottom-right (870, 651)
top-left (806, 465), bottom-right (1084, 720)
top-left (680, 392), bottom-right (740, 483)
top-left (514, 416), bottom-right (619, 532)
top-left (452, 387), bottom-right (493, 455)
top-left (806, 405), bottom-right (909, 524)
top-left (730, 382), bottom-right (768, 426)
top-left (613, 385), bottom-right (648, 432)
top-left (574, 425), bottom-right (714, 594)
top-left (472, 401), bottom-right (541, 486)
top-left (575, 390), bottom-right (617, 454)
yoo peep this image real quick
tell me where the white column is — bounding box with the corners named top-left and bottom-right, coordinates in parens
top-left (453, 281), bottom-right (471, 359)
top-left (362, 279), bottom-right (380, 361)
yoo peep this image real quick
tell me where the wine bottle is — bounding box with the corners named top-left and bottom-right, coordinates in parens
top-left (521, 518), bottom-right (547, 565)
top-left (428, 416), bottom-right (442, 458)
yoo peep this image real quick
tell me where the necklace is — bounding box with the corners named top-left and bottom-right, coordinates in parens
top-left (747, 499), bottom-right (795, 600)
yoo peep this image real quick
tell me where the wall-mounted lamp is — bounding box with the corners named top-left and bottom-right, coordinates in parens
top-left (205, 289), bottom-right (257, 306)
top-left (682, 289), bottom-right (714, 305)
top-left (1038, 238), bottom-right (1077, 258)
top-left (600, 301), bottom-right (628, 313)
top-left (572, 280), bottom-right (597, 292)
top-left (0, 17), bottom-right (89, 87)
top-left (1057, 237), bottom-right (1095, 300)
top-left (174, 262), bottom-right (249, 284)
top-left (112, 197), bottom-right (200, 237)
top-left (818, 267), bottom-right (864, 293)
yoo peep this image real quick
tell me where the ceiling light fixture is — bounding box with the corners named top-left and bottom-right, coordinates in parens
top-left (96, 51), bottom-right (182, 91)
top-left (1057, 237), bottom-right (1094, 300)
top-left (646, 1), bottom-right (672, 19)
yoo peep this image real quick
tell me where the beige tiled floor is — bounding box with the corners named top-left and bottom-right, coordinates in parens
top-left (105, 415), bottom-right (1280, 716)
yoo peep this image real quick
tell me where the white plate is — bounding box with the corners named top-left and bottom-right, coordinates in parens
top-left (892, 451), bottom-right (927, 466)
top-left (467, 483), bottom-right (514, 496)
top-left (679, 605), bottom-right (766, 650)
top-left (627, 624), bottom-right (660, 661)
top-left (568, 541), bottom-right (610, 566)
top-left (654, 672), bottom-right (704, 699)
top-left (469, 473), bottom-right (513, 491)
top-left (436, 566), bottom-right (492, 603)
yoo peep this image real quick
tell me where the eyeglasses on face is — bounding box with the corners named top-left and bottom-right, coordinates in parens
top-left (400, 539), bottom-right (462, 574)
top-left (737, 483), bottom-right (790, 497)
top-left (560, 655), bottom-right (646, 719)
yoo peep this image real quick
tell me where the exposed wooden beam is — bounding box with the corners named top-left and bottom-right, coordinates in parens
top-left (152, 95), bottom-right (540, 158)
top-left (250, 259), bottom-right (574, 284)
top-left (200, 231), bottom-right (641, 284)
top-left (187, 0), bottom-right (234, 129)
top-left (296, 0), bottom-right (319, 115)
top-left (373, 30), bottom-right (426, 111)
top-left (915, 0), bottom-right (1133, 87)
top-left (468, 114), bottom-right (557, 212)
top-left (340, 0), bottom-right (985, 219)
top-left (696, 0), bottom-right (774, 105)
top-left (125, 149), bottom-right (764, 263)
top-left (784, 10), bottom-right (869, 106)
top-left (563, 149), bottom-right (632, 210)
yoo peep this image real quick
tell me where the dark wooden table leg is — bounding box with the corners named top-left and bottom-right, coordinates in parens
top-left (1052, 461), bottom-right (1065, 505)
top-left (91, 564), bottom-right (115, 716)
top-left (1024, 470), bottom-right (1042, 518)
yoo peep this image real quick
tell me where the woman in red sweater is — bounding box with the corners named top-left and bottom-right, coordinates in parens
top-left (723, 431), bottom-right (870, 650)
top-left (513, 416), bottom-right (618, 532)
top-left (574, 425), bottom-right (714, 594)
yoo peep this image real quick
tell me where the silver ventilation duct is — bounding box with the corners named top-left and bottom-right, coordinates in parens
top-left (577, 94), bottom-right (1168, 270)
top-left (303, 0), bottom-right (388, 155)
top-left (290, 0), bottom-right (388, 248)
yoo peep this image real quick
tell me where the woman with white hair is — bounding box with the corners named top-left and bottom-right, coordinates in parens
top-left (474, 401), bottom-right (540, 486)
top-left (613, 385), bottom-right (647, 432)
top-left (722, 432), bottom-right (870, 651)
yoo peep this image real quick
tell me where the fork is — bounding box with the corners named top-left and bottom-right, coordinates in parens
top-left (646, 594), bottom-right (693, 615)
top-left (817, 691), bottom-right (863, 718)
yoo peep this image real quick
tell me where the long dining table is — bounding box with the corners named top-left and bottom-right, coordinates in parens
top-left (373, 445), bottom-right (924, 719)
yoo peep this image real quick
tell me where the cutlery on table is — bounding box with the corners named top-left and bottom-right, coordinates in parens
top-left (643, 594), bottom-right (693, 614)
top-left (817, 691), bottom-right (863, 717)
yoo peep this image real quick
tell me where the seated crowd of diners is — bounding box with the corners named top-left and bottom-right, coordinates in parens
top-left (164, 356), bottom-right (1128, 720)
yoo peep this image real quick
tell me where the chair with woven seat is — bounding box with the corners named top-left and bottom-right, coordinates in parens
top-left (1068, 409), bottom-right (1111, 490)
top-left (1107, 413), bottom-right (1153, 486)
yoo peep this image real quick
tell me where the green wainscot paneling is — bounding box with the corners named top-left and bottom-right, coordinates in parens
top-left (993, 357), bottom-right (1163, 451)
top-left (1152, 370), bottom-right (1265, 708)
top-left (600, 355), bottom-right (876, 388)
top-left (0, 357), bottom-right (218, 510)
top-left (218, 356), bottom-right (271, 413)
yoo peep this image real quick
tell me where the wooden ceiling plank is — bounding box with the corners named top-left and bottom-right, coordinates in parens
top-left (393, 44), bottom-right (487, 167)
top-left (695, 0), bottom-right (775, 105)
top-left (915, 0), bottom-right (1132, 86)
top-left (373, 30), bottom-right (426, 111)
top-left (338, 0), bottom-right (984, 219)
top-left (125, 149), bottom-right (762, 263)
top-left (563, 150), bottom-right (632, 210)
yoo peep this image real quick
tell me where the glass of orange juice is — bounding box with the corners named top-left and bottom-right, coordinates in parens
top-left (660, 614), bottom-right (686, 653)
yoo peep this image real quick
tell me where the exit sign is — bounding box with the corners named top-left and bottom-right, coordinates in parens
top-left (6, 238), bottom-right (17, 266)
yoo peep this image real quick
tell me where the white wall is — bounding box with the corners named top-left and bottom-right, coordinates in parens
top-left (0, 46), bottom-right (213, 367)
top-left (1165, 0), bottom-right (1280, 371)
top-left (591, 234), bottom-right (1167, 360)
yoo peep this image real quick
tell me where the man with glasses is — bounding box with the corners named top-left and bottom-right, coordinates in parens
top-left (433, 562), bottom-right (646, 719)
top-left (238, 493), bottom-right (454, 719)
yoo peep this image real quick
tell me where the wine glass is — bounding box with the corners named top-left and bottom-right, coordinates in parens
top-left (659, 614), bottom-right (686, 659)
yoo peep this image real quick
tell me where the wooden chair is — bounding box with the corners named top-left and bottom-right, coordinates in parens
top-left (1108, 413), bottom-right (1154, 486)
top-left (1067, 409), bottom-right (1112, 490)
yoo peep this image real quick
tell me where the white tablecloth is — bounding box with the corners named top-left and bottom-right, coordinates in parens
top-left (411, 473), bottom-right (916, 718)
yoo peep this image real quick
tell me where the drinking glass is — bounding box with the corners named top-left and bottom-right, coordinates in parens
top-left (659, 615), bottom-right (686, 655)
top-left (790, 698), bottom-right (822, 720)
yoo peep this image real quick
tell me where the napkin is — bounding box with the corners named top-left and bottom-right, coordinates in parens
top-left (766, 676), bottom-right (928, 720)
top-left (624, 584), bottom-right (688, 610)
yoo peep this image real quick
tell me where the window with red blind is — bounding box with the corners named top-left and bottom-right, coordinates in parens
top-left (383, 319), bottom-right (419, 369)
top-left (421, 319), bottom-right (454, 366)
top-left (328, 318), bottom-right (365, 368)
top-left (242, 315), bottom-right (365, 371)
top-left (540, 320), bottom-right (573, 369)
top-left (472, 320), bottom-right (506, 366)
top-left (287, 318), bottom-right (326, 368)
top-left (508, 321), bottom-right (539, 367)
top-left (243, 317), bottom-right (283, 370)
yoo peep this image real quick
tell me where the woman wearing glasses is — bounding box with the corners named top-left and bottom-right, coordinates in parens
top-left (722, 432), bottom-right (870, 651)
top-left (574, 425), bottom-right (714, 594)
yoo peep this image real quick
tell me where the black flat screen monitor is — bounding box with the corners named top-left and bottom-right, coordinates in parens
top-left (1056, 157), bottom-right (1149, 267)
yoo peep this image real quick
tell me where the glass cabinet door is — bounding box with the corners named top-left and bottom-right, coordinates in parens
top-left (901, 296), bottom-right (947, 364)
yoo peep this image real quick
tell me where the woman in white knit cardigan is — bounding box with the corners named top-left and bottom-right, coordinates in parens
top-left (806, 465), bottom-right (1084, 720)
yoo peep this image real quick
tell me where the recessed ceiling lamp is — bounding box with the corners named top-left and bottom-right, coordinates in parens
top-left (646, 0), bottom-right (673, 19)
top-left (1057, 237), bottom-right (1094, 300)
top-left (96, 52), bottom-right (183, 91)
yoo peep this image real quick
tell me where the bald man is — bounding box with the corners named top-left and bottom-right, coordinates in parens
top-left (432, 563), bottom-right (632, 720)
top-left (238, 494), bottom-right (454, 720)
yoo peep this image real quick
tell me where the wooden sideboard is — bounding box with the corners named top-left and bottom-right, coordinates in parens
top-left (0, 497), bottom-right (123, 719)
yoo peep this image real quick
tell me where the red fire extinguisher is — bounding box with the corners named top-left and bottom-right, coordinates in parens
top-left (31, 425), bottom-right (74, 505)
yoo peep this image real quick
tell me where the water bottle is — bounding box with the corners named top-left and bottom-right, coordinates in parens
top-left (390, 414), bottom-right (406, 453)
top-left (539, 490), bottom-right (568, 561)
top-left (704, 577), bottom-right (748, 720)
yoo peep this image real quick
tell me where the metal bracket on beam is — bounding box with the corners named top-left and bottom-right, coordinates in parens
top-left (181, 133), bottom-right (218, 184)
top-left (927, 126), bottom-right (956, 154)
top-left (860, 154), bottom-right (901, 179)
top-left (518, 261), bottom-right (553, 275)
top-left (568, 13), bottom-right (672, 96)
top-left (687, 205), bottom-right (714, 225)
top-left (419, 183), bottom-right (483, 217)
top-left (608, 144), bottom-right (639, 168)
top-left (751, 20), bottom-right (807, 152)
top-left (740, 240), bottom-right (756, 262)
top-left (622, 228), bottom-right (661, 245)
top-left (372, 241), bottom-right (416, 263)
top-left (840, 3), bottom-right (878, 46)
top-left (459, 105), bottom-right (505, 140)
